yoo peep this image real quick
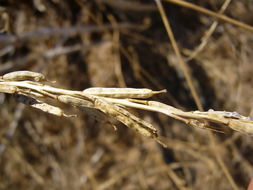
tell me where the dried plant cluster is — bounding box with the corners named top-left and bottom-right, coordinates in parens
top-left (1, 71), bottom-right (252, 142)
top-left (1, 0), bottom-right (253, 189)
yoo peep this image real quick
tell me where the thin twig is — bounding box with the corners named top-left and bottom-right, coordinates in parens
top-left (0, 103), bottom-right (25, 157)
top-left (163, 0), bottom-right (253, 33)
top-left (186, 0), bottom-right (232, 61)
top-left (0, 23), bottom-right (137, 46)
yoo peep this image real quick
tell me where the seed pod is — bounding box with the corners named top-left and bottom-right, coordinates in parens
top-left (58, 95), bottom-right (94, 108)
top-left (83, 87), bottom-right (166, 99)
top-left (16, 95), bottom-right (71, 117)
top-left (93, 97), bottom-right (158, 138)
top-left (146, 101), bottom-right (181, 113)
top-left (3, 71), bottom-right (46, 82)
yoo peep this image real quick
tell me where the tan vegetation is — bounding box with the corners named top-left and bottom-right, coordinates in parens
top-left (0, 0), bottom-right (253, 189)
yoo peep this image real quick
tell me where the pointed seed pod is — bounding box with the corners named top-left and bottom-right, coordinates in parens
top-left (3, 71), bottom-right (46, 82)
top-left (58, 95), bottom-right (94, 108)
top-left (83, 87), bottom-right (166, 99)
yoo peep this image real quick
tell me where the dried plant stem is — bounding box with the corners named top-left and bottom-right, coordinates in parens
top-left (163, 0), bottom-right (253, 32)
top-left (0, 71), bottom-right (252, 138)
top-left (186, 0), bottom-right (232, 61)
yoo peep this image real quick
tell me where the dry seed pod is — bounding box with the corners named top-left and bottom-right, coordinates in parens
top-left (83, 87), bottom-right (166, 99)
top-left (93, 97), bottom-right (158, 138)
top-left (3, 71), bottom-right (46, 82)
top-left (16, 95), bottom-right (71, 117)
top-left (33, 103), bottom-right (71, 117)
top-left (113, 103), bottom-right (157, 133)
top-left (145, 101), bottom-right (181, 113)
top-left (58, 95), bottom-right (94, 108)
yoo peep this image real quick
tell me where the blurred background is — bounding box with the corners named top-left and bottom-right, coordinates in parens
top-left (0, 0), bottom-right (253, 189)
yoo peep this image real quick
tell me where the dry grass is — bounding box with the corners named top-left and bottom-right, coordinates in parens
top-left (1, 1), bottom-right (253, 189)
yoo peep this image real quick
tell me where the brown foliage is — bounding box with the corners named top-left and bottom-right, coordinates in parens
top-left (0, 0), bottom-right (253, 189)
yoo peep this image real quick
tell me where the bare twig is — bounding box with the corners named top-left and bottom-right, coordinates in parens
top-left (163, 0), bottom-right (253, 33)
top-left (0, 103), bottom-right (25, 157)
top-left (186, 0), bottom-right (232, 61)
top-left (0, 23), bottom-right (137, 46)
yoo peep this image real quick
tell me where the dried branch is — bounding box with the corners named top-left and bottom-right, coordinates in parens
top-left (0, 71), bottom-right (253, 140)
